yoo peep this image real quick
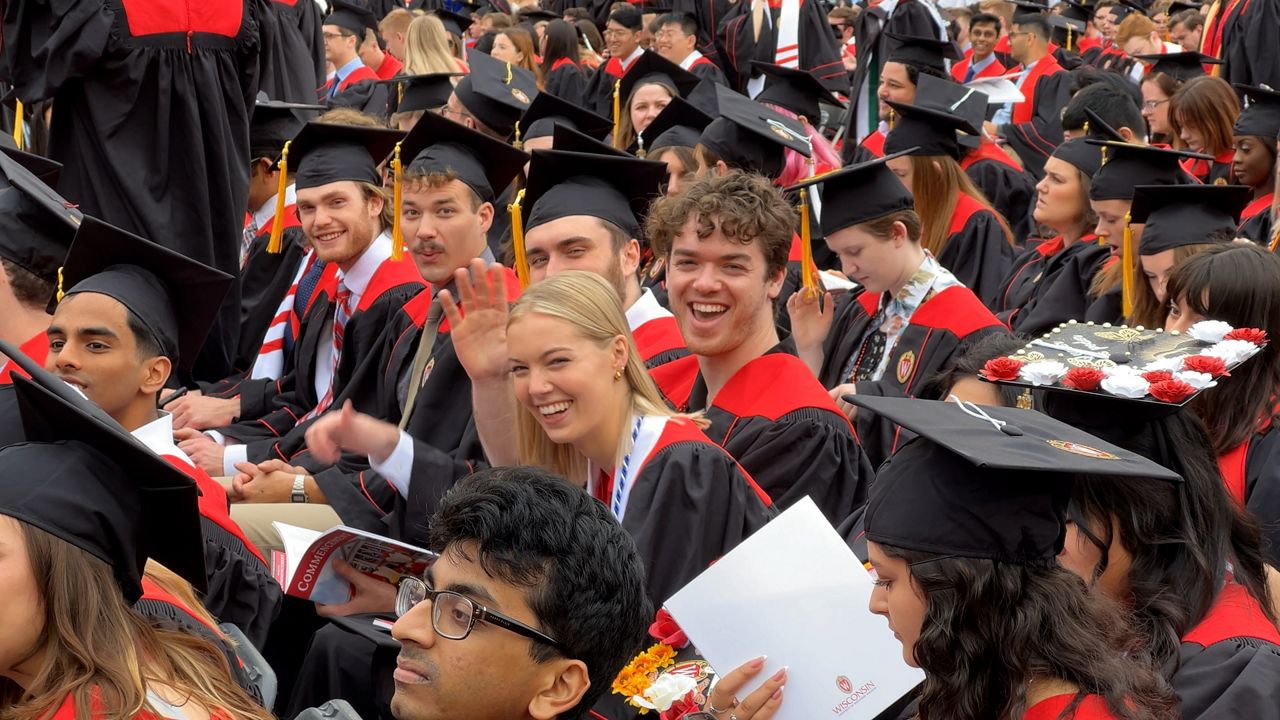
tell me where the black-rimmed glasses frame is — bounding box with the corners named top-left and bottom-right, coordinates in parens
top-left (396, 576), bottom-right (568, 654)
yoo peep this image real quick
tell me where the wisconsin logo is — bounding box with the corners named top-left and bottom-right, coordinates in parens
top-left (836, 675), bottom-right (853, 694)
top-left (1047, 439), bottom-right (1119, 460)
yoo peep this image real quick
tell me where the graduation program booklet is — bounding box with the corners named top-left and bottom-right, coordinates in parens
top-left (271, 523), bottom-right (436, 605)
top-left (664, 498), bottom-right (924, 720)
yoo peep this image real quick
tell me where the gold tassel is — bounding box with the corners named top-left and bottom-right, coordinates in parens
top-left (510, 188), bottom-right (529, 288)
top-left (636, 133), bottom-right (645, 158)
top-left (1269, 223), bottom-right (1280, 253)
top-left (391, 141), bottom-right (405, 261)
top-left (612, 79), bottom-right (622, 148)
top-left (1066, 25), bottom-right (1074, 53)
top-left (397, 81), bottom-right (404, 107)
top-left (12, 100), bottom-right (23, 151)
top-left (887, 106), bottom-right (895, 129)
top-left (513, 121), bottom-right (523, 150)
top-left (56, 266), bottom-right (65, 303)
top-left (799, 188), bottom-right (821, 301)
top-left (1121, 212), bottom-right (1135, 318)
top-left (267, 140), bottom-right (292, 254)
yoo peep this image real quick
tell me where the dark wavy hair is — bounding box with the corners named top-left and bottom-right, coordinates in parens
top-left (880, 544), bottom-right (1175, 720)
top-left (539, 20), bottom-right (580, 76)
top-left (1067, 410), bottom-right (1277, 670)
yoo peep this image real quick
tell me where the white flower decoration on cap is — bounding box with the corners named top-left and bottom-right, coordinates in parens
top-left (1204, 339), bottom-right (1261, 365)
top-left (1019, 360), bottom-right (1068, 386)
top-left (1174, 370), bottom-right (1217, 391)
top-left (1104, 364), bottom-right (1145, 378)
top-left (1142, 356), bottom-right (1185, 373)
top-left (633, 673), bottom-right (698, 711)
top-left (1101, 373), bottom-right (1150, 399)
top-left (1186, 320), bottom-right (1234, 344)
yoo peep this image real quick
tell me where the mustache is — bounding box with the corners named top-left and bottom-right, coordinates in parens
top-left (412, 241), bottom-right (447, 255)
top-left (397, 647), bottom-right (441, 676)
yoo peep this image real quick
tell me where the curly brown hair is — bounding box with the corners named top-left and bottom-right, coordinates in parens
top-left (645, 172), bottom-right (795, 278)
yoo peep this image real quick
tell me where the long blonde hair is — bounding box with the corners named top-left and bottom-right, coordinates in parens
top-left (509, 272), bottom-right (676, 482)
top-left (908, 154), bottom-right (1013, 256)
top-left (0, 521), bottom-right (272, 720)
top-left (404, 15), bottom-right (462, 74)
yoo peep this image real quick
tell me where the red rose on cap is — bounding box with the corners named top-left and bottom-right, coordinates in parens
top-left (1062, 367), bottom-right (1105, 391)
top-left (1141, 370), bottom-right (1174, 384)
top-left (1182, 355), bottom-right (1230, 378)
top-left (1148, 379), bottom-right (1196, 404)
top-left (1224, 327), bottom-right (1268, 346)
top-left (649, 608), bottom-right (689, 649)
top-left (982, 357), bottom-right (1024, 381)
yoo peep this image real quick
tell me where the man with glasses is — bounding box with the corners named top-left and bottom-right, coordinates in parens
top-left (584, 7), bottom-right (647, 116)
top-left (319, 1), bottom-right (382, 106)
top-left (654, 13), bottom-right (728, 86)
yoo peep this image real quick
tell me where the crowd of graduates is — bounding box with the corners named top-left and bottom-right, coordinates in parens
top-left (0, 0), bottom-right (1278, 717)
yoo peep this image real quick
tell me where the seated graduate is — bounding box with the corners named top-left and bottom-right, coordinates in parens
top-left (881, 99), bottom-right (1016, 308)
top-left (510, 90), bottom-right (614, 156)
top-left (985, 329), bottom-right (1280, 719)
top-left (785, 150), bottom-right (1007, 468)
top-left (1230, 85), bottom-right (1279, 244)
top-left (0, 375), bottom-right (272, 720)
top-left (1165, 243), bottom-right (1280, 566)
top-left (631, 96), bottom-right (713, 199)
top-left (848, 33), bottom-right (960, 164)
top-left (652, 12), bottom-right (726, 86)
top-left (320, 1), bottom-right (391, 115)
top-left (45, 217), bottom-right (282, 648)
top-left (383, 73), bottom-right (460, 133)
top-left (644, 171), bottom-right (874, 522)
top-left (610, 50), bottom-right (702, 153)
top-left (538, 20), bottom-right (591, 108)
top-left (708, 397), bottom-right (1179, 720)
top-left (1168, 76), bottom-right (1239, 186)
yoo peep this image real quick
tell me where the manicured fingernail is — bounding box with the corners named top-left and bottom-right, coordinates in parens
top-left (749, 655), bottom-right (766, 669)
top-left (772, 666), bottom-right (788, 681)
top-left (772, 687), bottom-right (784, 701)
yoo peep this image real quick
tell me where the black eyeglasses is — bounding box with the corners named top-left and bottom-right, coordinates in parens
top-left (396, 576), bottom-right (568, 654)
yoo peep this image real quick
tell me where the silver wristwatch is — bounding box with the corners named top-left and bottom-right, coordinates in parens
top-left (291, 474), bottom-right (309, 503)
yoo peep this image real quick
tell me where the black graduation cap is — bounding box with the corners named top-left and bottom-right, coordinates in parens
top-left (1233, 84), bottom-right (1280, 140)
top-left (433, 8), bottom-right (476, 36)
top-left (1166, 0), bottom-right (1202, 15)
top-left (750, 61), bottom-right (846, 126)
top-left (517, 7), bottom-right (561, 23)
top-left (0, 151), bottom-right (79, 285)
top-left (1051, 137), bottom-right (1105, 178)
top-left (453, 50), bottom-right (540, 137)
top-left (1081, 107), bottom-right (1127, 142)
top-left (883, 99), bottom-right (979, 160)
top-left (618, 51), bottom-right (702, 108)
top-left (851, 395), bottom-right (1180, 567)
top-left (698, 84), bottom-right (811, 178)
top-left (250, 95), bottom-right (325, 158)
top-left (283, 120), bottom-right (404, 190)
top-left (1059, 0), bottom-right (1095, 23)
top-left (524, 149), bottom-right (667, 240)
top-left (1131, 51), bottom-right (1220, 82)
top-left (787, 149), bottom-right (917, 236)
top-left (1049, 15), bottom-right (1087, 49)
top-left (884, 31), bottom-right (962, 72)
top-left (326, 0), bottom-right (378, 36)
top-left (1129, 184), bottom-right (1251, 253)
top-left (514, 91), bottom-right (614, 144)
top-left (0, 367), bottom-right (205, 603)
top-left (1108, 0), bottom-right (1148, 20)
top-left (633, 96), bottom-right (713, 156)
top-left (1010, 0), bottom-right (1049, 20)
top-left (396, 110), bottom-right (529, 203)
top-left (1086, 140), bottom-right (1205, 200)
top-left (552, 124), bottom-right (630, 158)
top-left (0, 144), bottom-right (61, 186)
top-left (56, 216), bottom-right (233, 370)
top-left (384, 73), bottom-right (462, 114)
top-left (913, 74), bottom-right (987, 142)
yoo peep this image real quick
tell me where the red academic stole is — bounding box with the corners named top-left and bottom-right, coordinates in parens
top-left (1183, 582), bottom-right (1280, 647)
top-left (950, 56), bottom-right (1006, 83)
top-left (631, 315), bottom-right (686, 363)
top-left (0, 331), bottom-right (49, 385)
top-left (1240, 193), bottom-right (1274, 223)
top-left (859, 129), bottom-right (886, 158)
top-left (948, 192), bottom-right (990, 235)
top-left (1011, 54), bottom-right (1063, 124)
top-left (960, 138), bottom-right (1023, 172)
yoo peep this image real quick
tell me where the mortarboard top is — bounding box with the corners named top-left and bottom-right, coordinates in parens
top-left (453, 50), bottom-right (540, 137)
top-left (1010, 0), bottom-right (1049, 20)
top-left (523, 149), bottom-right (667, 240)
top-left (383, 73), bottom-right (462, 114)
top-left (250, 95), bottom-right (325, 157)
top-left (1108, 0), bottom-right (1148, 20)
top-left (1081, 107), bottom-right (1128, 142)
top-left (850, 395), bottom-right (1180, 567)
top-left (396, 110), bottom-right (529, 204)
top-left (0, 363), bottom-right (205, 604)
top-left (0, 152), bottom-right (79, 284)
top-left (884, 31), bottom-right (962, 73)
top-left (281, 120), bottom-right (405, 190)
top-left (750, 61), bottom-right (847, 126)
top-left (787, 149), bottom-right (917, 237)
top-left (1165, 0), bottom-right (1203, 15)
top-left (883, 99), bottom-right (979, 160)
top-left (517, 7), bottom-right (561, 23)
top-left (513, 91), bottom-right (613, 145)
top-left (1050, 137), bottom-right (1105, 178)
top-left (1129, 184), bottom-right (1250, 254)
top-left (432, 8), bottom-right (476, 36)
top-left (1059, 0), bottom-right (1095, 22)
top-left (551, 124), bottom-right (630, 158)
top-left (1049, 15), bottom-right (1087, 48)
top-left (698, 84), bottom-right (811, 178)
top-left (56, 217), bottom-right (233, 370)
top-left (325, 0), bottom-right (378, 36)
top-left (1086, 139), bottom-right (1206, 200)
top-left (618, 51), bottom-right (702, 108)
top-left (1132, 51), bottom-right (1220, 83)
top-left (913, 74), bottom-right (988, 147)
top-left (632, 96), bottom-right (713, 156)
top-left (0, 143), bottom-right (62, 186)
top-left (1232, 84), bottom-right (1280, 140)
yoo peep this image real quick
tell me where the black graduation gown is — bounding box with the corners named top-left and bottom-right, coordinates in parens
top-left (261, 0), bottom-right (325, 103)
top-left (1228, 422), bottom-right (1280, 565)
top-left (235, 224), bottom-right (308, 375)
top-left (581, 54), bottom-right (628, 118)
top-left (997, 237), bottom-right (1107, 335)
top-left (0, 383), bottom-right (22, 448)
top-left (3, 0), bottom-right (272, 383)
top-left (543, 61), bottom-right (591, 107)
top-left (936, 194), bottom-right (1015, 310)
top-left (997, 71), bottom-right (1075, 182)
top-left (961, 144), bottom-right (1037, 244)
top-left (1237, 203), bottom-right (1274, 246)
top-left (1220, 0), bottom-right (1280, 91)
top-left (1171, 583), bottom-right (1280, 719)
top-left (818, 286), bottom-right (1008, 468)
top-left (716, 0), bottom-right (848, 95)
top-left (650, 340), bottom-right (874, 523)
top-left (688, 56), bottom-right (729, 86)
top-left (488, 183), bottom-right (516, 260)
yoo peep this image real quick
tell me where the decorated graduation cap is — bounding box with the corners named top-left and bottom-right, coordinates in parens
top-left (0, 366), bottom-right (206, 604)
top-left (632, 96), bottom-right (713, 157)
top-left (512, 91), bottom-right (613, 148)
top-left (0, 151), bottom-right (79, 285)
top-left (614, 51), bottom-right (701, 145)
top-left (1129, 184), bottom-right (1251, 254)
top-left (750, 61), bottom-right (846, 126)
top-left (884, 31), bottom-right (962, 73)
top-left (432, 8), bottom-right (476, 36)
top-left (325, 0), bottom-right (378, 35)
top-left (1087, 140), bottom-right (1205, 200)
top-left (1132, 51), bottom-right (1220, 82)
top-left (852, 395), bottom-right (1181, 567)
top-left (1233, 84), bottom-right (1280, 140)
top-left (699, 84), bottom-right (811, 179)
top-left (384, 73), bottom-right (462, 114)
top-left (883, 99), bottom-right (979, 160)
top-left (787, 149), bottom-right (917, 237)
top-left (250, 95), bottom-right (325, 158)
top-left (514, 149), bottom-right (666, 286)
top-left (55, 216), bottom-right (234, 370)
top-left (453, 50), bottom-right (539, 138)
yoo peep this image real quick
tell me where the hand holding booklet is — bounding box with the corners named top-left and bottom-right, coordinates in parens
top-left (664, 498), bottom-right (924, 720)
top-left (271, 523), bottom-right (436, 606)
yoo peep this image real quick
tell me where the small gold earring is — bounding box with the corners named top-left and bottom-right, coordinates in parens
top-left (614, 368), bottom-right (623, 381)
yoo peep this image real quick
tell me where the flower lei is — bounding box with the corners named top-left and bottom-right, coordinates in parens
top-left (612, 643), bottom-right (679, 712)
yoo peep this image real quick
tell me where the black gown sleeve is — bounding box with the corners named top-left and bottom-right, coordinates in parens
top-left (1244, 427), bottom-right (1280, 566)
top-left (544, 64), bottom-right (589, 107)
top-left (1222, 0), bottom-right (1280, 90)
top-left (1238, 210), bottom-right (1274, 246)
top-left (936, 210), bottom-right (1015, 310)
top-left (1173, 637), bottom-right (1280, 720)
top-left (260, 0), bottom-right (324, 103)
top-left (1009, 244), bottom-right (1110, 336)
top-left (997, 71), bottom-right (1074, 182)
top-left (963, 159), bottom-right (1036, 245)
